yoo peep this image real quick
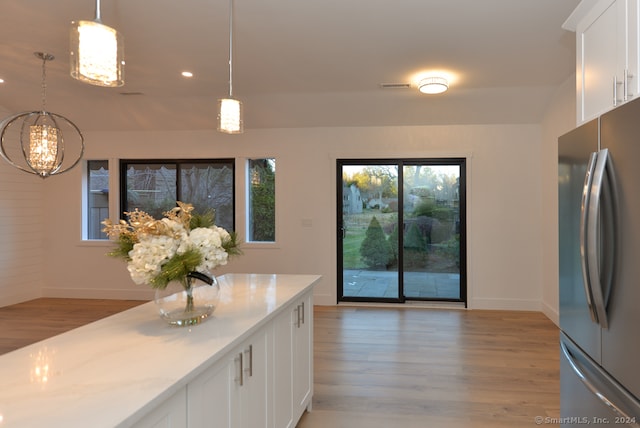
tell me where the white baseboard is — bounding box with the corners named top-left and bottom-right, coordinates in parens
top-left (468, 297), bottom-right (542, 311)
top-left (541, 300), bottom-right (559, 326)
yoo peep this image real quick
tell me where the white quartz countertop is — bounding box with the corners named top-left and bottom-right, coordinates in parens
top-left (0, 273), bottom-right (320, 428)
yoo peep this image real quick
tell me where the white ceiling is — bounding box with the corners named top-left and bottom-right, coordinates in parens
top-left (0, 0), bottom-right (580, 132)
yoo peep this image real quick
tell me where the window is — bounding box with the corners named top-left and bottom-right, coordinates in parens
top-left (248, 158), bottom-right (275, 242)
top-left (120, 159), bottom-right (235, 232)
top-left (86, 160), bottom-right (109, 240)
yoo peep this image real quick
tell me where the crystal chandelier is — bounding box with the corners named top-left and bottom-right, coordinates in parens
top-left (70, 0), bottom-right (124, 87)
top-left (218, 0), bottom-right (243, 134)
top-left (0, 53), bottom-right (84, 178)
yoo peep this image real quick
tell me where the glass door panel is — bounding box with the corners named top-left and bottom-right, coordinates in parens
top-left (402, 164), bottom-right (461, 300)
top-left (340, 163), bottom-right (400, 301)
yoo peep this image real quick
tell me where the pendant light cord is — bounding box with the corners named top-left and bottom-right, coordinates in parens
top-left (95, 0), bottom-right (102, 22)
top-left (35, 52), bottom-right (54, 113)
top-left (228, 0), bottom-right (234, 98)
top-left (41, 56), bottom-right (47, 113)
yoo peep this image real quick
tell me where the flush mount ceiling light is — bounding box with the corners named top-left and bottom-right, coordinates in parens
top-left (70, 0), bottom-right (124, 87)
top-left (418, 77), bottom-right (449, 94)
top-left (0, 53), bottom-right (84, 178)
top-left (217, 0), bottom-right (243, 134)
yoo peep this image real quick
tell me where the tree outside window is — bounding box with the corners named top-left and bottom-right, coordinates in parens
top-left (248, 158), bottom-right (275, 242)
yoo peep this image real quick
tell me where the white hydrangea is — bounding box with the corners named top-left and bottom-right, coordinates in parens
top-left (127, 234), bottom-right (180, 285)
top-left (160, 218), bottom-right (190, 254)
top-left (190, 226), bottom-right (230, 272)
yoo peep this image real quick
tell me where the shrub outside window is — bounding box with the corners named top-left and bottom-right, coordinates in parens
top-left (248, 158), bottom-right (275, 242)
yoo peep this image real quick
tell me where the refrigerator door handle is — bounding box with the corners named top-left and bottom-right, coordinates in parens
top-left (561, 335), bottom-right (640, 425)
top-left (580, 152), bottom-right (599, 324)
top-left (586, 149), bottom-right (616, 329)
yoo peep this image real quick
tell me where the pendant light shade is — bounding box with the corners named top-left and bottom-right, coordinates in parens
top-left (218, 98), bottom-right (243, 134)
top-left (70, 0), bottom-right (124, 87)
top-left (0, 53), bottom-right (84, 179)
top-left (218, 0), bottom-right (243, 134)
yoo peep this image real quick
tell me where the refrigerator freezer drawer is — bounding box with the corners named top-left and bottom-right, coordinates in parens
top-left (561, 333), bottom-right (640, 427)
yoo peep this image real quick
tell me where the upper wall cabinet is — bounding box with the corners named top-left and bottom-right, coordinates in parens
top-left (565, 0), bottom-right (640, 124)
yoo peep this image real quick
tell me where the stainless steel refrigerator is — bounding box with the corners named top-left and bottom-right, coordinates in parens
top-left (559, 98), bottom-right (640, 427)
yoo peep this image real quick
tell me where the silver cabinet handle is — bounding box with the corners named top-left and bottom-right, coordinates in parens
top-left (243, 345), bottom-right (253, 377)
top-left (300, 301), bottom-right (305, 325)
top-left (625, 69), bottom-right (629, 101)
top-left (624, 69), bottom-right (634, 101)
top-left (234, 352), bottom-right (243, 386)
top-left (614, 75), bottom-right (619, 106)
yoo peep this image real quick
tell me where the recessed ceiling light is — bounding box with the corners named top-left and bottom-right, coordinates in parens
top-left (0, 78), bottom-right (4, 84)
top-left (418, 77), bottom-right (448, 94)
top-left (181, 71), bottom-right (193, 78)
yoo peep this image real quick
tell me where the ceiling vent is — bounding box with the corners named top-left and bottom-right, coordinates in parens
top-left (379, 83), bottom-right (411, 89)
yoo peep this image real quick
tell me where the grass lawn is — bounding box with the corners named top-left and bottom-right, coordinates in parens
top-left (341, 210), bottom-right (459, 273)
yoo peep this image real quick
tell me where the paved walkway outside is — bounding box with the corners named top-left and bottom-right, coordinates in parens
top-left (343, 269), bottom-right (460, 299)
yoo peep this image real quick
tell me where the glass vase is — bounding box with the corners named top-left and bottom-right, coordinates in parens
top-left (154, 274), bottom-right (220, 326)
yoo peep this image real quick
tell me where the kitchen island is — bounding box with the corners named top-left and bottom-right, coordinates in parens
top-left (0, 273), bottom-right (320, 427)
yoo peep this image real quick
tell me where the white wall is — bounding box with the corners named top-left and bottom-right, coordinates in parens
top-left (30, 124), bottom-right (546, 310)
top-left (0, 156), bottom-right (44, 305)
top-left (540, 75), bottom-right (577, 325)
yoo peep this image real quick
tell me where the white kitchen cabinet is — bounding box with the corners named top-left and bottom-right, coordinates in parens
top-left (272, 305), bottom-right (294, 428)
top-left (0, 274), bottom-right (320, 428)
top-left (271, 289), bottom-right (314, 428)
top-left (188, 328), bottom-right (269, 428)
top-left (568, 0), bottom-right (640, 123)
top-left (133, 387), bottom-right (187, 428)
top-left (186, 356), bottom-right (233, 427)
top-left (292, 293), bottom-right (313, 423)
top-left (232, 330), bottom-right (269, 428)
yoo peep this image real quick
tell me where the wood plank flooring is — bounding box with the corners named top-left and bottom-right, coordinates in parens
top-left (298, 306), bottom-right (560, 428)
top-left (0, 299), bottom-right (560, 427)
top-left (0, 298), bottom-right (145, 355)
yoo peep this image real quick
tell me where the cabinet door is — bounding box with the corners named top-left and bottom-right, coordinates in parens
top-left (236, 329), bottom-right (269, 428)
top-left (133, 387), bottom-right (187, 428)
top-left (292, 292), bottom-right (313, 422)
top-left (579, 0), bottom-right (621, 122)
top-left (187, 331), bottom-right (269, 428)
top-left (187, 357), bottom-right (234, 428)
top-left (272, 305), bottom-right (294, 428)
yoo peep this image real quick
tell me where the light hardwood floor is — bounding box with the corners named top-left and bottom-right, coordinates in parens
top-left (0, 298), bottom-right (144, 355)
top-left (298, 305), bottom-right (560, 428)
top-left (0, 300), bottom-right (560, 427)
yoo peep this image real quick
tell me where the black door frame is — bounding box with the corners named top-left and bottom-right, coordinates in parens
top-left (337, 158), bottom-right (467, 306)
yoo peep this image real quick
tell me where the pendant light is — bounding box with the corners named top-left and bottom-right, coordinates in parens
top-left (70, 0), bottom-right (124, 87)
top-left (0, 52), bottom-right (84, 178)
top-left (217, 0), bottom-right (243, 134)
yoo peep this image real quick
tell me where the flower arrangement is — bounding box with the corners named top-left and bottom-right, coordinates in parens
top-left (102, 202), bottom-right (241, 289)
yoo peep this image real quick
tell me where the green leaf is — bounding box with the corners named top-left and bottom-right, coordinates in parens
top-left (150, 249), bottom-right (203, 290)
top-left (107, 234), bottom-right (136, 260)
top-left (190, 210), bottom-right (215, 229)
top-left (222, 231), bottom-right (243, 257)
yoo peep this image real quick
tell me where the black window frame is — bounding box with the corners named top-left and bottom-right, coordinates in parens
top-left (119, 158), bottom-right (236, 231)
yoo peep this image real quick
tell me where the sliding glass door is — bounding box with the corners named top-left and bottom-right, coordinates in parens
top-left (337, 159), bottom-right (466, 304)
